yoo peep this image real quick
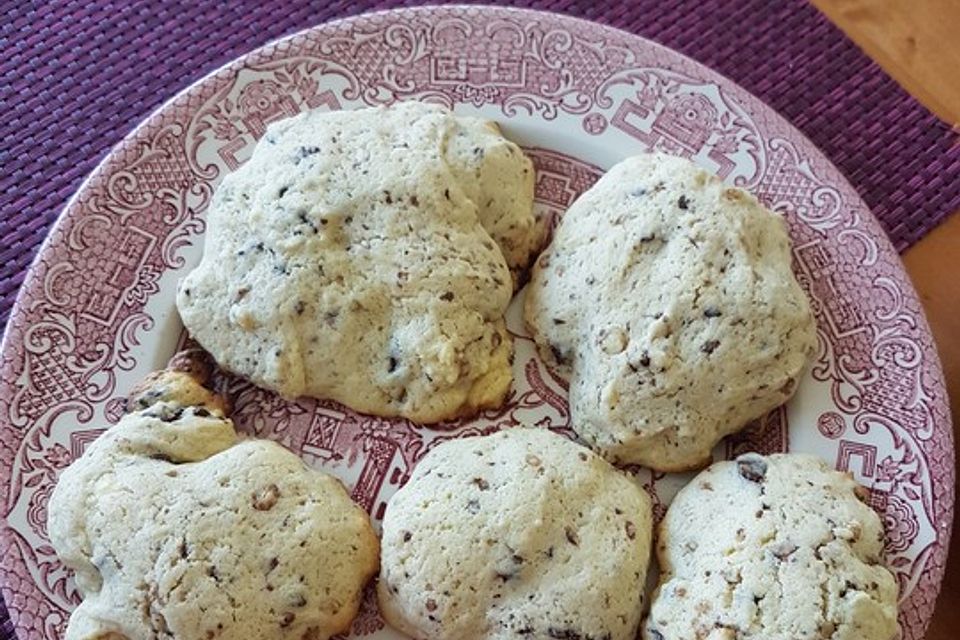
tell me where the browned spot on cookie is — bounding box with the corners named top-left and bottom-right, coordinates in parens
top-left (252, 484), bottom-right (281, 511)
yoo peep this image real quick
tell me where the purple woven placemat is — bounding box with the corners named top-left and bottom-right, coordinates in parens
top-left (1, 0), bottom-right (958, 636)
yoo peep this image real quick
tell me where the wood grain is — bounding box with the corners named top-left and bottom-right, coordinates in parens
top-left (813, 1), bottom-right (959, 638)
top-left (813, 0), bottom-right (960, 125)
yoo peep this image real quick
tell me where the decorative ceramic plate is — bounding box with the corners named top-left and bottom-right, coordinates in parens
top-left (0, 6), bottom-right (953, 640)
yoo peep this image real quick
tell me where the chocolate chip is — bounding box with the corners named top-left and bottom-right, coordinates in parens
top-left (552, 318), bottom-right (566, 325)
top-left (677, 195), bottom-right (690, 210)
top-left (388, 356), bottom-right (398, 373)
top-left (290, 593), bottom-right (307, 608)
top-left (402, 531), bottom-right (412, 542)
top-left (131, 389), bottom-right (164, 411)
top-left (278, 186), bottom-right (289, 198)
top-left (638, 351), bottom-right (651, 367)
top-left (703, 307), bottom-right (722, 318)
top-left (771, 541), bottom-right (798, 560)
top-left (440, 291), bottom-right (455, 301)
top-left (296, 210), bottom-right (318, 234)
top-left (294, 300), bottom-right (305, 315)
top-left (737, 457), bottom-right (768, 483)
top-left (145, 405), bottom-right (183, 423)
top-left (472, 477), bottom-right (490, 490)
top-left (701, 340), bottom-right (720, 354)
top-left (443, 188), bottom-right (450, 200)
top-left (565, 526), bottom-right (579, 546)
top-left (625, 521), bottom-right (637, 540)
top-left (410, 195), bottom-right (419, 207)
top-left (194, 407), bottom-right (210, 418)
top-left (279, 612), bottom-right (295, 628)
top-left (550, 343), bottom-right (570, 365)
top-left (639, 233), bottom-right (656, 243)
top-left (840, 580), bottom-right (858, 597)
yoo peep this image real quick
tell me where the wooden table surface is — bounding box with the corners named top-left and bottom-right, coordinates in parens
top-left (810, 0), bottom-right (959, 637)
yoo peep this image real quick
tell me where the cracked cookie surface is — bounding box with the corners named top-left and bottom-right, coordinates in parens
top-left (378, 428), bottom-right (653, 640)
top-left (644, 453), bottom-right (898, 640)
top-left (523, 152), bottom-right (816, 471)
top-left (47, 359), bottom-right (379, 640)
top-left (178, 101), bottom-right (540, 423)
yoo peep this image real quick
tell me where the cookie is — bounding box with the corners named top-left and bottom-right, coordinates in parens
top-left (177, 101), bottom-right (540, 423)
top-left (645, 453), bottom-right (898, 640)
top-left (47, 357), bottom-right (379, 640)
top-left (524, 152), bottom-right (816, 470)
top-left (377, 427), bottom-right (653, 640)
top-left (446, 115), bottom-right (542, 285)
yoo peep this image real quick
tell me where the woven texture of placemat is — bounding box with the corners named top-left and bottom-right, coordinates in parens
top-left (1, 0), bottom-right (959, 635)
